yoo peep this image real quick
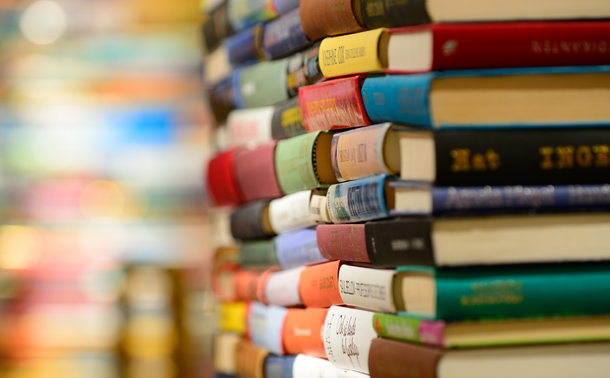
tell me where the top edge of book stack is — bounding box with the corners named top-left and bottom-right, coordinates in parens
top-left (200, 1), bottom-right (610, 378)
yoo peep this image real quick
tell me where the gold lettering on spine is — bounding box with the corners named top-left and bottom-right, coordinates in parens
top-left (576, 146), bottom-right (593, 167)
top-left (555, 146), bottom-right (575, 169)
top-left (486, 149), bottom-right (501, 170)
top-left (471, 153), bottom-right (487, 171)
top-left (450, 149), bottom-right (471, 172)
top-left (539, 147), bottom-right (554, 170)
top-left (593, 145), bottom-right (610, 167)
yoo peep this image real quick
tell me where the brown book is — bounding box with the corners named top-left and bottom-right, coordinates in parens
top-left (235, 340), bottom-right (269, 378)
top-left (234, 141), bottom-right (283, 203)
top-left (369, 338), bottom-right (610, 378)
top-left (299, 0), bottom-right (365, 41)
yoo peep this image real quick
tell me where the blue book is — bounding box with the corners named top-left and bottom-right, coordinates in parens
top-left (247, 302), bottom-right (287, 355)
top-left (271, 0), bottom-right (300, 15)
top-left (275, 228), bottom-right (325, 269)
top-left (224, 24), bottom-right (263, 66)
top-left (388, 182), bottom-right (610, 215)
top-left (360, 66), bottom-right (610, 129)
top-left (264, 355), bottom-right (297, 378)
top-left (261, 7), bottom-right (310, 60)
top-left (327, 174), bottom-right (392, 223)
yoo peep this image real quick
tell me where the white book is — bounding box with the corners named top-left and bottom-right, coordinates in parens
top-left (264, 267), bottom-right (304, 307)
top-left (339, 265), bottom-right (397, 313)
top-left (269, 190), bottom-right (317, 234)
top-left (226, 107), bottom-right (274, 148)
top-left (293, 354), bottom-right (339, 378)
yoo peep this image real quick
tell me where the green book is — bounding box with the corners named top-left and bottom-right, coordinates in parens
top-left (238, 239), bottom-right (277, 268)
top-left (238, 59), bottom-right (288, 108)
top-left (396, 263), bottom-right (610, 321)
top-left (274, 131), bottom-right (337, 195)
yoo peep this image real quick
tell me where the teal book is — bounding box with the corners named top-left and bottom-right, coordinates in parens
top-left (361, 66), bottom-right (610, 129)
top-left (239, 239), bottom-right (278, 268)
top-left (396, 263), bottom-right (610, 321)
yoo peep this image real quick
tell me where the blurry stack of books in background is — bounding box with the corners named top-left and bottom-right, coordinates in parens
top-left (0, 1), bottom-right (213, 377)
top-left (202, 0), bottom-right (610, 378)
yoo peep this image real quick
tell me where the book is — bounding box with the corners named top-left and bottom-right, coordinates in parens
top-left (274, 131), bottom-right (337, 194)
top-left (230, 200), bottom-right (276, 240)
top-left (235, 339), bottom-right (269, 378)
top-left (239, 239), bottom-right (278, 268)
top-left (247, 302), bottom-right (287, 355)
top-left (299, 0), bottom-right (365, 41)
top-left (283, 308), bottom-right (328, 358)
top-left (228, 0), bottom-right (278, 32)
top-left (234, 142), bottom-right (284, 203)
top-left (270, 97), bottom-right (307, 140)
top-left (292, 354), bottom-right (338, 378)
top-left (226, 106), bottom-right (274, 147)
top-left (210, 75), bottom-right (237, 122)
top-left (373, 312), bottom-right (610, 348)
top-left (397, 263), bottom-right (610, 321)
top-left (298, 260), bottom-right (343, 308)
top-left (214, 333), bottom-right (241, 375)
top-left (207, 148), bottom-right (244, 207)
top-left (264, 355), bottom-right (297, 378)
top-left (236, 58), bottom-right (289, 108)
top-left (263, 267), bottom-right (304, 307)
top-left (271, 0), bottom-right (299, 15)
top-left (338, 264), bottom-right (398, 313)
top-left (217, 302), bottom-right (247, 334)
top-left (361, 67), bottom-right (610, 129)
top-left (323, 306), bottom-right (378, 374)
top-left (275, 228), bottom-right (325, 270)
top-left (268, 190), bottom-right (317, 234)
top-left (317, 223), bottom-right (369, 263)
top-left (299, 75), bottom-right (371, 132)
top-left (202, 1), bottom-right (234, 52)
top-left (309, 189), bottom-right (332, 223)
top-left (224, 24), bottom-right (264, 66)
top-left (326, 174), bottom-right (394, 223)
top-left (234, 269), bottom-right (266, 302)
top-left (368, 338), bottom-right (610, 378)
top-left (332, 126), bottom-right (610, 186)
top-left (261, 7), bottom-right (311, 60)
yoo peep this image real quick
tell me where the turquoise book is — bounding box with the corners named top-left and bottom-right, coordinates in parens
top-left (361, 66), bottom-right (610, 129)
top-left (396, 263), bottom-right (610, 321)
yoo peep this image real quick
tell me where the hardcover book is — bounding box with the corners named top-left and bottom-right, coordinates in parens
top-left (299, 0), bottom-right (365, 41)
top-left (233, 142), bottom-right (284, 203)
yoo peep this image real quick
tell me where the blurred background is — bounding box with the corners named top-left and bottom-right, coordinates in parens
top-left (0, 0), bottom-right (214, 377)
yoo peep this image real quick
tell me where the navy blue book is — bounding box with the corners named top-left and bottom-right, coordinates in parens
top-left (264, 355), bottom-right (297, 378)
top-left (262, 7), bottom-right (311, 60)
top-left (224, 24), bottom-right (264, 66)
top-left (360, 66), bottom-right (610, 129)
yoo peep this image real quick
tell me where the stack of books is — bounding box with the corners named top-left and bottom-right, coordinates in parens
top-left (201, 0), bottom-right (610, 377)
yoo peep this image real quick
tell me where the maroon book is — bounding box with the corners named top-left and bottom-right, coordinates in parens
top-left (387, 21), bottom-right (610, 73)
top-left (316, 223), bottom-right (369, 263)
top-left (233, 141), bottom-right (283, 203)
top-left (206, 148), bottom-right (244, 207)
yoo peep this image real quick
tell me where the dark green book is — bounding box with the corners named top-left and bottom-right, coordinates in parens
top-left (239, 239), bottom-right (278, 268)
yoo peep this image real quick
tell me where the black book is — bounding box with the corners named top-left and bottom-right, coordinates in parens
top-left (230, 200), bottom-right (276, 240)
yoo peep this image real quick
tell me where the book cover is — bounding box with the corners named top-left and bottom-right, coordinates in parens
top-left (271, 97), bottom-right (307, 140)
top-left (339, 264), bottom-right (397, 313)
top-left (316, 223), bottom-right (369, 262)
top-left (275, 228), bottom-right (325, 270)
top-left (268, 190), bottom-right (317, 234)
top-left (299, 260), bottom-right (343, 308)
top-left (262, 7), bottom-right (311, 60)
top-left (299, 75), bottom-right (371, 132)
top-left (327, 174), bottom-right (391, 223)
top-left (234, 142), bottom-right (284, 203)
top-left (283, 308), bottom-right (328, 358)
top-left (299, 0), bottom-right (365, 41)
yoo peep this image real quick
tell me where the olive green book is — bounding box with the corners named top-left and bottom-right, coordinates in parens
top-left (239, 59), bottom-right (289, 108)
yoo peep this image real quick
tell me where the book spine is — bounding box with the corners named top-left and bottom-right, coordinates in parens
top-left (292, 354), bottom-right (338, 378)
top-left (274, 132), bottom-right (322, 194)
top-left (331, 123), bottom-right (391, 182)
top-left (207, 148), bottom-right (244, 207)
top-left (275, 229), bottom-right (325, 270)
top-left (271, 97), bottom-right (307, 140)
top-left (304, 41), bottom-right (324, 85)
top-left (225, 24), bottom-right (264, 66)
top-left (234, 142), bottom-right (284, 203)
top-left (239, 59), bottom-right (289, 108)
top-left (310, 192), bottom-right (332, 223)
top-left (323, 306), bottom-right (378, 374)
top-left (228, 0), bottom-right (279, 32)
top-left (432, 184), bottom-right (610, 213)
top-left (299, 0), bottom-right (365, 41)
top-left (214, 333), bottom-right (242, 375)
top-left (368, 338), bottom-right (440, 378)
top-left (360, 0), bottom-right (430, 29)
top-left (235, 270), bottom-right (264, 302)
top-left (264, 267), bottom-right (304, 307)
top-left (268, 190), bottom-right (317, 234)
top-left (319, 29), bottom-right (387, 78)
top-left (327, 174), bottom-right (389, 223)
top-left (230, 201), bottom-right (272, 240)
top-left (247, 302), bottom-right (288, 356)
top-left (272, 0), bottom-right (299, 15)
top-left (431, 22), bottom-right (610, 71)
top-left (264, 355), bottom-right (297, 378)
top-left (299, 75), bottom-right (371, 132)
top-left (226, 106), bottom-right (274, 147)
top-left (218, 302), bottom-right (248, 335)
top-left (316, 224), bottom-right (369, 262)
top-left (210, 76), bottom-right (237, 122)
top-left (434, 128), bottom-right (610, 186)
top-left (360, 74), bottom-right (434, 127)
top-left (283, 308), bottom-right (329, 358)
top-left (203, 2), bottom-right (235, 52)
top-left (365, 217), bottom-right (435, 268)
top-left (298, 260), bottom-right (343, 308)
top-left (262, 8), bottom-right (310, 60)
top-left (432, 263), bottom-right (610, 321)
top-left (239, 239), bottom-right (278, 268)
top-left (372, 313), bottom-right (445, 348)
top-left (235, 339), bottom-right (269, 378)
top-left (338, 265), bottom-right (397, 313)
top-left (286, 48), bottom-right (310, 97)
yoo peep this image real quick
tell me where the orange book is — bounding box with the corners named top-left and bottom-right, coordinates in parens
top-left (298, 260), bottom-right (342, 308)
top-left (235, 339), bottom-right (268, 378)
top-left (283, 308), bottom-right (328, 358)
top-left (234, 270), bottom-right (263, 302)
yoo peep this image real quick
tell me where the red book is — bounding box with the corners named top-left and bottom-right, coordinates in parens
top-left (283, 308), bottom-right (328, 358)
top-left (387, 21), bottom-right (610, 73)
top-left (298, 260), bottom-right (343, 308)
top-left (206, 148), bottom-right (244, 207)
top-left (233, 141), bottom-right (283, 203)
top-left (299, 75), bottom-right (371, 132)
top-left (316, 223), bottom-right (369, 262)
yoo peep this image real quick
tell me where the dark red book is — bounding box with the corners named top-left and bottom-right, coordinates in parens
top-left (387, 21), bottom-right (610, 73)
top-left (316, 223), bottom-right (369, 263)
top-left (206, 148), bottom-right (244, 207)
top-left (298, 75), bottom-right (371, 132)
top-left (233, 141), bottom-right (283, 203)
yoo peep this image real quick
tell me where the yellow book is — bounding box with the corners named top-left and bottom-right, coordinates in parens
top-left (217, 302), bottom-right (247, 334)
top-left (318, 28), bottom-right (389, 78)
